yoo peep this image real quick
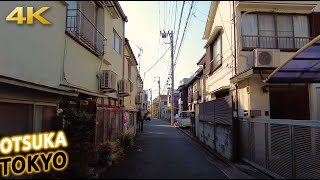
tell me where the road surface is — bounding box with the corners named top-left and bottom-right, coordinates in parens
top-left (102, 119), bottom-right (228, 179)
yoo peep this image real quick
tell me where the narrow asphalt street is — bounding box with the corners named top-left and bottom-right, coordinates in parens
top-left (102, 119), bottom-right (228, 179)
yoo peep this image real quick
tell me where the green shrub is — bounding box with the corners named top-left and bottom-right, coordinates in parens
top-left (116, 133), bottom-right (134, 151)
top-left (97, 141), bottom-right (117, 166)
top-left (61, 107), bottom-right (95, 178)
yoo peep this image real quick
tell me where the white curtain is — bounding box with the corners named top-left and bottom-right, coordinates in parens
top-left (277, 15), bottom-right (294, 49)
top-left (241, 14), bottom-right (258, 48)
top-left (293, 15), bottom-right (310, 48)
top-left (259, 14), bottom-right (276, 48)
top-left (211, 35), bottom-right (221, 70)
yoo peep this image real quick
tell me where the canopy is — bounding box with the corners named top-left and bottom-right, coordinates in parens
top-left (264, 35), bottom-right (320, 83)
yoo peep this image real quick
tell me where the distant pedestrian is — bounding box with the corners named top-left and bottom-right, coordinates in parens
top-left (137, 111), bottom-right (142, 133)
top-left (141, 113), bottom-right (147, 133)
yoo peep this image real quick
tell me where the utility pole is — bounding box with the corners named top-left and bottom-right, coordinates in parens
top-left (154, 77), bottom-right (161, 119)
top-left (160, 30), bottom-right (174, 126)
top-left (136, 45), bottom-right (143, 73)
top-left (149, 88), bottom-right (152, 118)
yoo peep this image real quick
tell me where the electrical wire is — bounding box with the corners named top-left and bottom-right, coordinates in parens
top-left (173, 1), bottom-right (195, 71)
top-left (174, 1), bottom-right (185, 56)
top-left (144, 47), bottom-right (170, 77)
top-left (174, 1), bottom-right (178, 34)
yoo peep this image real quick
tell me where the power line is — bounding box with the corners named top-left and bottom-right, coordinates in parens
top-left (174, 1), bottom-right (178, 33)
top-left (168, 1), bottom-right (172, 30)
top-left (173, 1), bottom-right (195, 71)
top-left (217, 6), bottom-right (233, 57)
top-left (144, 47), bottom-right (170, 78)
top-left (189, 1), bottom-right (208, 17)
top-left (174, 1), bottom-right (185, 56)
top-left (193, 13), bottom-right (206, 23)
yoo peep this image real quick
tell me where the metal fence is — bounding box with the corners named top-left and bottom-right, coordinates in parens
top-left (242, 35), bottom-right (314, 51)
top-left (239, 118), bottom-right (320, 179)
top-left (199, 96), bottom-right (233, 126)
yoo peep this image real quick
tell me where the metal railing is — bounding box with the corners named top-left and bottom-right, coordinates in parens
top-left (241, 35), bottom-right (314, 51)
top-left (239, 118), bottom-right (320, 179)
top-left (66, 9), bottom-right (107, 56)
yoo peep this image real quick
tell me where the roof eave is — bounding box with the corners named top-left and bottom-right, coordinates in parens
top-left (113, 1), bottom-right (128, 22)
top-left (203, 1), bottom-right (219, 40)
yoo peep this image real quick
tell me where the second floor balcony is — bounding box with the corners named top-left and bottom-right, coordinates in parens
top-left (241, 12), bottom-right (315, 52)
top-left (242, 35), bottom-right (314, 51)
top-left (66, 9), bottom-right (107, 57)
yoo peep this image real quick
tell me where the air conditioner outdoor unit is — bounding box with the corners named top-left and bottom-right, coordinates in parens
top-left (100, 70), bottom-right (117, 92)
top-left (253, 49), bottom-right (280, 68)
top-left (118, 80), bottom-right (130, 96)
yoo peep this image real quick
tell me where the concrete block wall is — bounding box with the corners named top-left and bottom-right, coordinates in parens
top-left (199, 121), bottom-right (233, 161)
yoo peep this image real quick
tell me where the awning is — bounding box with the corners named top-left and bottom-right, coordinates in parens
top-left (264, 35), bottom-right (320, 83)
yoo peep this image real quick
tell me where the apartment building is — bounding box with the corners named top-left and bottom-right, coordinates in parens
top-left (198, 1), bottom-right (320, 177)
top-left (0, 1), bottom-right (142, 144)
top-left (177, 78), bottom-right (189, 114)
top-left (202, 1), bottom-right (320, 120)
top-left (151, 95), bottom-right (167, 119)
top-left (122, 38), bottom-right (142, 135)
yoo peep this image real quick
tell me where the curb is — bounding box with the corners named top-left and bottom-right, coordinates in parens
top-left (176, 127), bottom-right (233, 166)
top-left (176, 127), bottom-right (272, 179)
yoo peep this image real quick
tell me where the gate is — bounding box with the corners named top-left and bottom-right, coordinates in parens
top-left (95, 107), bottom-right (122, 144)
top-left (239, 118), bottom-right (320, 179)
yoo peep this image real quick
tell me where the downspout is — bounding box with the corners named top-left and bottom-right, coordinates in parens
top-left (121, 19), bottom-right (126, 133)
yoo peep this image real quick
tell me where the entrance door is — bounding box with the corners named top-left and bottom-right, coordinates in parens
top-left (270, 85), bottom-right (310, 120)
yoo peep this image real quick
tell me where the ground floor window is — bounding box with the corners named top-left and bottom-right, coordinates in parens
top-left (0, 102), bottom-right (58, 136)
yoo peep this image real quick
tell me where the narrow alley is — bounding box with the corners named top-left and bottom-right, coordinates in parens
top-left (102, 119), bottom-right (228, 179)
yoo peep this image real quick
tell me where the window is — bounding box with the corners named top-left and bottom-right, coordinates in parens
top-left (128, 65), bottom-right (131, 80)
top-left (114, 30), bottom-right (122, 55)
top-left (210, 34), bottom-right (222, 74)
top-left (241, 13), bottom-right (310, 50)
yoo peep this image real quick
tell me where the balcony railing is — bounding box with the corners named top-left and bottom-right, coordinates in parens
top-left (66, 9), bottom-right (107, 56)
top-left (241, 35), bottom-right (314, 51)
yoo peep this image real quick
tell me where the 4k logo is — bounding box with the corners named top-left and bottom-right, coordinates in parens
top-left (6, 7), bottom-right (51, 25)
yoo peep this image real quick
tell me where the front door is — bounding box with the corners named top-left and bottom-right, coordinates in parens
top-left (270, 85), bottom-right (310, 120)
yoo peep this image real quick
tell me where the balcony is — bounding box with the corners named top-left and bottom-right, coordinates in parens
top-left (242, 35), bottom-right (314, 51)
top-left (66, 9), bottom-right (107, 57)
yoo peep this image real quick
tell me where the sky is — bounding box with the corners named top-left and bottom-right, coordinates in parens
top-left (119, 1), bottom-right (211, 100)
